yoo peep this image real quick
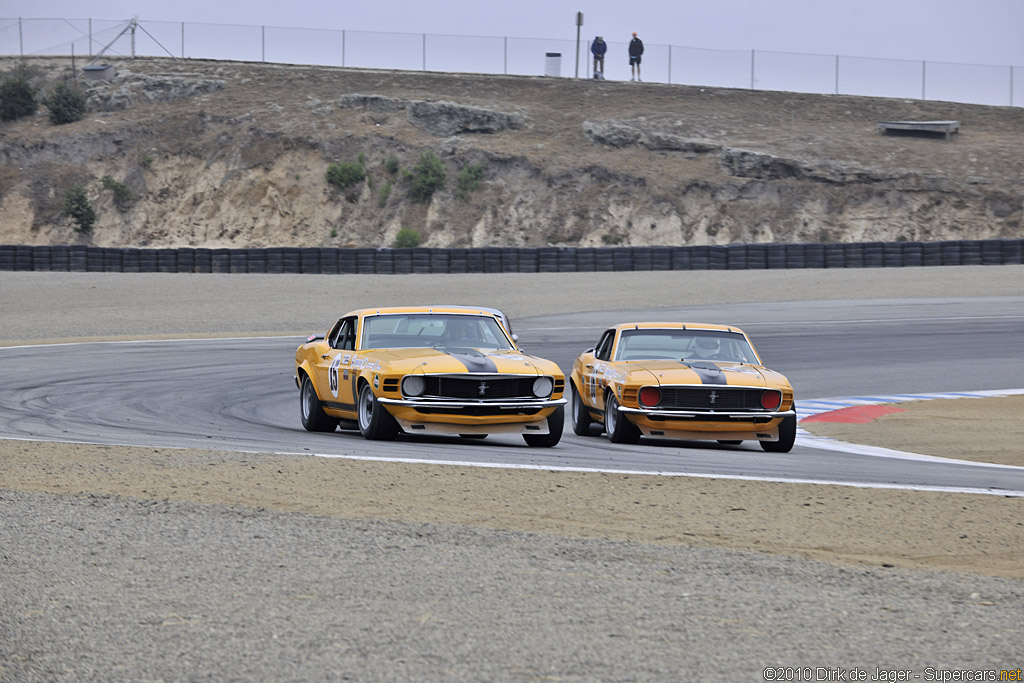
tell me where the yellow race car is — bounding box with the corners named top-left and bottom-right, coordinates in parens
top-left (570, 323), bottom-right (796, 451)
top-left (294, 306), bottom-right (566, 446)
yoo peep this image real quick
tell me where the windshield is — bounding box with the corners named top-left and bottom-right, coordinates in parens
top-left (361, 313), bottom-right (515, 351)
top-left (614, 329), bottom-right (759, 364)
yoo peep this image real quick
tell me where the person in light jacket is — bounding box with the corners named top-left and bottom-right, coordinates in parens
top-left (628, 32), bottom-right (644, 81)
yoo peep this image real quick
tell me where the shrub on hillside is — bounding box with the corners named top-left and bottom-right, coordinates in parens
top-left (407, 151), bottom-right (446, 203)
top-left (326, 160), bottom-right (366, 190)
top-left (455, 162), bottom-right (485, 201)
top-left (392, 228), bottom-right (422, 248)
top-left (63, 185), bottom-right (96, 233)
top-left (0, 65), bottom-right (38, 121)
top-left (44, 81), bottom-right (87, 125)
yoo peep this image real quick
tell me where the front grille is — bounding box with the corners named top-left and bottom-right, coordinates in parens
top-left (421, 376), bottom-right (543, 400)
top-left (656, 387), bottom-right (774, 411)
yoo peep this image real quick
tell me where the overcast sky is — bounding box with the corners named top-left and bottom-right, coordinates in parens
top-left (6, 0), bottom-right (1024, 66)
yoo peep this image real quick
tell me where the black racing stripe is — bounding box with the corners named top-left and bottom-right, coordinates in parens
top-left (323, 400), bottom-right (356, 411)
top-left (446, 349), bottom-right (499, 374)
top-left (689, 364), bottom-right (726, 385)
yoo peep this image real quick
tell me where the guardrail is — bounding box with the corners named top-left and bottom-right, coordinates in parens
top-left (2, 240), bottom-right (1021, 274)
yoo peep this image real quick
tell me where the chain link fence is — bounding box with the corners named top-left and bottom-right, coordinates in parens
top-left (1, 16), bottom-right (1020, 107)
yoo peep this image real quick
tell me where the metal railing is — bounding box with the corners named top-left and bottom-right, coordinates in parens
top-left (1, 16), bottom-right (1020, 107)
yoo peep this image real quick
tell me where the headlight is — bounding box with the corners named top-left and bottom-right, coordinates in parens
top-left (402, 375), bottom-right (426, 397)
top-left (532, 376), bottom-right (554, 398)
top-left (639, 386), bottom-right (662, 407)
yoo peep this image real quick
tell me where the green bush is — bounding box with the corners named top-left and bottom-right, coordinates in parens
top-left (0, 65), bottom-right (38, 121)
top-left (44, 81), bottom-right (86, 125)
top-left (392, 228), bottom-right (422, 248)
top-left (101, 175), bottom-right (132, 211)
top-left (325, 160), bottom-right (366, 190)
top-left (455, 162), bottom-right (485, 201)
top-left (408, 151), bottom-right (446, 203)
top-left (384, 154), bottom-right (400, 175)
top-left (63, 185), bottom-right (96, 233)
top-left (378, 180), bottom-right (393, 208)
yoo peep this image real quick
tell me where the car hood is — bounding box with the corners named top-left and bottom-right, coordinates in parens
top-left (620, 359), bottom-right (782, 388)
top-left (368, 347), bottom-right (561, 377)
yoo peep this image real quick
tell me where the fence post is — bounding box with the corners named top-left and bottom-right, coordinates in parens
top-left (181, 22), bottom-right (184, 58)
top-left (342, 29), bottom-right (345, 67)
top-left (668, 44), bottom-right (672, 84)
top-left (750, 49), bottom-right (755, 89)
top-left (19, 17), bottom-right (23, 57)
top-left (922, 60), bottom-right (927, 100)
top-left (89, 18), bottom-right (93, 57)
top-left (422, 34), bottom-right (426, 71)
top-left (262, 26), bottom-right (265, 62)
top-left (1011, 66), bottom-right (1015, 107)
top-left (834, 54), bottom-right (839, 94)
top-left (504, 37), bottom-right (507, 75)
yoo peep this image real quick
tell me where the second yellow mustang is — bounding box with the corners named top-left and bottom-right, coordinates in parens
top-left (294, 306), bottom-right (566, 446)
top-left (570, 322), bottom-right (796, 451)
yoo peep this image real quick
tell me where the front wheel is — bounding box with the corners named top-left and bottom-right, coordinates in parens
top-left (357, 383), bottom-right (399, 441)
top-left (523, 406), bottom-right (564, 447)
top-left (605, 394), bottom-right (641, 444)
top-left (300, 375), bottom-right (338, 432)
top-left (570, 382), bottom-right (596, 436)
top-left (761, 415), bottom-right (796, 453)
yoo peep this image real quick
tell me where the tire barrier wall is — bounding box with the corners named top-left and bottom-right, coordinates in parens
top-left (1, 240), bottom-right (1022, 274)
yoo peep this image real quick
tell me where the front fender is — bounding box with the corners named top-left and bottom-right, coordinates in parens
top-left (295, 359), bottom-right (317, 390)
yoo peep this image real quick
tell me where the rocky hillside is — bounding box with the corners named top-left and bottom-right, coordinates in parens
top-left (1, 55), bottom-right (1022, 249)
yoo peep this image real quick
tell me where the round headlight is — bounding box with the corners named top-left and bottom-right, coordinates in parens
top-left (532, 376), bottom-right (554, 398)
top-left (760, 390), bottom-right (781, 410)
top-left (402, 375), bottom-right (426, 397)
top-left (639, 386), bottom-right (662, 407)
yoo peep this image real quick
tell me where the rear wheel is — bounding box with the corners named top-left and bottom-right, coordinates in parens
top-left (605, 394), bottom-right (641, 444)
top-left (523, 406), bottom-right (564, 447)
top-left (570, 382), bottom-right (595, 436)
top-left (760, 415), bottom-right (796, 453)
top-left (357, 382), bottom-right (399, 441)
top-left (300, 375), bottom-right (338, 432)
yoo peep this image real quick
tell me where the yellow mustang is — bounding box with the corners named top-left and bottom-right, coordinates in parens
top-left (294, 306), bottom-right (566, 446)
top-left (570, 323), bottom-right (796, 451)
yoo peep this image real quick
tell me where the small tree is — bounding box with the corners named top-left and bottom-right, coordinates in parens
top-left (63, 185), bottom-right (96, 233)
top-left (44, 81), bottom-right (87, 125)
top-left (0, 65), bottom-right (38, 121)
top-left (392, 228), bottom-right (422, 248)
top-left (455, 162), bottom-right (485, 201)
top-left (326, 160), bottom-right (366, 190)
top-left (408, 151), bottom-right (446, 203)
top-left (101, 175), bottom-right (133, 212)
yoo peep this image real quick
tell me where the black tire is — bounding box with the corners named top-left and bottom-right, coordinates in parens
top-left (523, 405), bottom-right (564, 447)
top-left (357, 382), bottom-right (399, 441)
top-left (761, 415), bottom-right (796, 453)
top-left (717, 440), bottom-right (743, 446)
top-left (299, 375), bottom-right (338, 433)
top-left (570, 382), bottom-right (596, 436)
top-left (605, 393), bottom-right (641, 444)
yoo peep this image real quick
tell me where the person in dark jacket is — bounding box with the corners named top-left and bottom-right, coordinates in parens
top-left (590, 36), bottom-right (607, 78)
top-left (628, 32), bottom-right (644, 81)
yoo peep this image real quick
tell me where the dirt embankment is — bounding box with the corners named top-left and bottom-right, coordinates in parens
top-left (1, 56), bottom-right (1022, 250)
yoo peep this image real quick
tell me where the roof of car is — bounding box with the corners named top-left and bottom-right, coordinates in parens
top-left (610, 322), bottom-right (745, 334)
top-left (343, 306), bottom-right (506, 318)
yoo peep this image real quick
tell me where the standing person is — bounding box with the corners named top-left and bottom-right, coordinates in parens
top-left (628, 32), bottom-right (644, 81)
top-left (590, 36), bottom-right (607, 79)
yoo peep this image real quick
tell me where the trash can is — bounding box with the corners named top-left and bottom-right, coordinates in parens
top-left (544, 52), bottom-right (562, 77)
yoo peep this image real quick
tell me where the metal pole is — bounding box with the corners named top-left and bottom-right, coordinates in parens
top-left (1011, 66), bottom-right (1015, 107)
top-left (342, 30), bottom-right (345, 67)
top-left (181, 22), bottom-right (184, 58)
top-left (422, 34), bottom-right (426, 71)
top-left (262, 26), bottom-right (265, 62)
top-left (668, 45), bottom-right (672, 84)
top-left (835, 55), bottom-right (839, 94)
top-left (574, 12), bottom-right (582, 78)
top-left (504, 37), bottom-right (507, 75)
top-left (922, 60), bottom-right (926, 100)
top-left (750, 49), bottom-right (755, 89)
top-left (18, 17), bottom-right (22, 57)
top-left (89, 18), bottom-right (93, 57)
top-left (131, 18), bottom-right (136, 59)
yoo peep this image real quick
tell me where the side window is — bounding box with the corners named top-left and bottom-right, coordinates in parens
top-left (332, 317), bottom-right (356, 350)
top-left (327, 319), bottom-right (343, 348)
top-left (595, 330), bottom-right (614, 361)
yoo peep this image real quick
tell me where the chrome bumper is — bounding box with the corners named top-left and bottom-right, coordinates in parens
top-left (378, 397), bottom-right (567, 409)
